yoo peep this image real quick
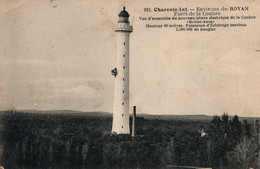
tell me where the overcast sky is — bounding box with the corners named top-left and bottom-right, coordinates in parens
top-left (0, 0), bottom-right (259, 117)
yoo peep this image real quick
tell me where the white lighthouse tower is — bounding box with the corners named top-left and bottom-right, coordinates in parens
top-left (111, 7), bottom-right (133, 134)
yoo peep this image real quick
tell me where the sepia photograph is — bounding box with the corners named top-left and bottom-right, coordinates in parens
top-left (0, 0), bottom-right (260, 169)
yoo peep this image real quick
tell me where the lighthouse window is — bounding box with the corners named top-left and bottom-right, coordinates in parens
top-left (122, 90), bottom-right (124, 93)
top-left (122, 114), bottom-right (124, 117)
top-left (122, 126), bottom-right (123, 128)
top-left (122, 102), bottom-right (124, 105)
top-left (123, 78), bottom-right (125, 81)
top-left (123, 66), bottom-right (125, 69)
top-left (123, 54), bottom-right (125, 57)
top-left (123, 42), bottom-right (125, 45)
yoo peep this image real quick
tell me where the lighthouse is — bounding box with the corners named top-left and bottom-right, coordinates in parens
top-left (111, 7), bottom-right (133, 134)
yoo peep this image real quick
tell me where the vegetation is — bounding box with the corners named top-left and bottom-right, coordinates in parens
top-left (0, 111), bottom-right (258, 169)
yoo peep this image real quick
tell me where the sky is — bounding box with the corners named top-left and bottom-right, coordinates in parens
top-left (0, 0), bottom-right (260, 117)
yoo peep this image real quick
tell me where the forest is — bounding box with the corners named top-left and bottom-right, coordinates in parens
top-left (0, 111), bottom-right (259, 169)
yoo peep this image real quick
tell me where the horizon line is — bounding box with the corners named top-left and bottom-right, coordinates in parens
top-left (0, 109), bottom-right (259, 118)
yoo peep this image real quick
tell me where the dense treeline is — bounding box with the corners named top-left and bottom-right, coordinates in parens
top-left (0, 111), bottom-right (258, 169)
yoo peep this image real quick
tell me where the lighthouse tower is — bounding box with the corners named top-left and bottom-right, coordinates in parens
top-left (111, 7), bottom-right (133, 134)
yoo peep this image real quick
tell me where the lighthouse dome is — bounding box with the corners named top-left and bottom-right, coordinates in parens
top-left (118, 6), bottom-right (130, 17)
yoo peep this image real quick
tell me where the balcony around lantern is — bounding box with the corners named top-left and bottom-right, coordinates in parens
top-left (114, 24), bottom-right (133, 33)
